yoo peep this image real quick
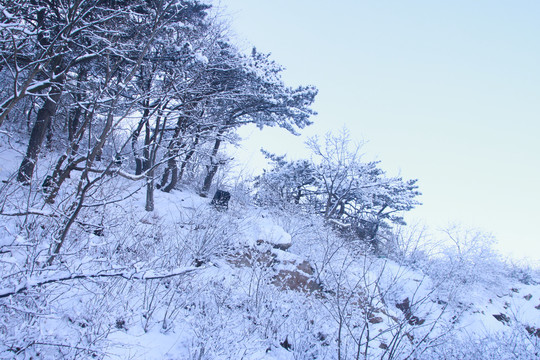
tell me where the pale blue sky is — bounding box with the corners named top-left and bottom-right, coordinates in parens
top-left (220, 0), bottom-right (540, 262)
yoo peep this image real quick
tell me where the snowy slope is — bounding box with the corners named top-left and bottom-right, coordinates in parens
top-left (0, 142), bottom-right (539, 359)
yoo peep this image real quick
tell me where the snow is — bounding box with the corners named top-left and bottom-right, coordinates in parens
top-left (194, 51), bottom-right (209, 65)
top-left (107, 327), bottom-right (191, 360)
top-left (241, 214), bottom-right (292, 248)
top-left (0, 136), bottom-right (539, 359)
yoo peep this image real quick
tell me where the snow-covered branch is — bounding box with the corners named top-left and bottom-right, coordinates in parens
top-left (0, 266), bottom-right (198, 299)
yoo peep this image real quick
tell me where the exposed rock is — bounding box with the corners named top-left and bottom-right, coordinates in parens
top-left (369, 316), bottom-right (384, 324)
top-left (272, 268), bottom-right (322, 293)
top-left (396, 298), bottom-right (411, 313)
top-left (115, 318), bottom-right (127, 331)
top-left (396, 298), bottom-right (425, 326)
top-left (493, 313), bottom-right (511, 324)
top-left (525, 325), bottom-right (540, 338)
top-left (257, 238), bottom-right (291, 251)
top-left (524, 294), bottom-right (532, 301)
top-left (193, 258), bottom-right (205, 267)
top-left (296, 260), bottom-right (314, 275)
top-left (280, 337), bottom-right (292, 350)
top-left (317, 332), bottom-right (329, 346)
top-left (229, 247), bottom-right (277, 268)
top-left (210, 189), bottom-right (230, 210)
top-left (228, 246), bottom-right (321, 293)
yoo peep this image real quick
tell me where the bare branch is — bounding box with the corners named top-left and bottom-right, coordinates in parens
top-left (0, 266), bottom-right (199, 299)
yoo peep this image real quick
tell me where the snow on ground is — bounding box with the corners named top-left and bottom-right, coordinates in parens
top-left (0, 143), bottom-right (539, 359)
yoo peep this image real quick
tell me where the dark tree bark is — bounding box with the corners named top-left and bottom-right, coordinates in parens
top-left (161, 157), bottom-right (178, 192)
top-left (43, 108), bottom-right (91, 204)
top-left (200, 129), bottom-right (225, 196)
top-left (17, 72), bottom-right (65, 184)
top-left (144, 107), bottom-right (167, 211)
top-left (132, 119), bottom-right (145, 175)
top-left (160, 100), bottom-right (200, 192)
top-left (145, 171), bottom-right (155, 211)
top-left (132, 75), bottom-right (153, 175)
top-left (177, 133), bottom-right (200, 182)
top-left (159, 115), bottom-right (185, 191)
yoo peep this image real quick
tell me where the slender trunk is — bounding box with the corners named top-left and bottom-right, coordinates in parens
top-left (68, 68), bottom-right (87, 142)
top-left (144, 120), bottom-right (155, 211)
top-left (145, 170), bottom-right (155, 211)
top-left (68, 106), bottom-right (82, 142)
top-left (294, 187), bottom-right (302, 204)
top-left (43, 156), bottom-right (87, 204)
top-left (143, 115), bottom-right (151, 172)
top-left (178, 133), bottom-right (200, 182)
top-left (159, 165), bottom-right (170, 189)
top-left (159, 117), bottom-right (183, 191)
top-left (201, 130), bottom-right (224, 196)
top-left (132, 100), bottom-right (151, 175)
top-left (17, 72), bottom-right (65, 183)
top-left (337, 314), bottom-right (343, 360)
top-left (160, 101), bottom-right (198, 191)
top-left (177, 150), bottom-right (192, 182)
top-left (47, 186), bottom-right (87, 266)
top-left (201, 161), bottom-right (219, 196)
top-left (133, 120), bottom-right (145, 175)
top-left (43, 109), bottom-right (91, 204)
top-left (161, 157), bottom-right (178, 192)
top-left (144, 108), bottom-right (167, 211)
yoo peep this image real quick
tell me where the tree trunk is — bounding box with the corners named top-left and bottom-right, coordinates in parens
top-left (132, 101), bottom-right (151, 175)
top-left (201, 130), bottom-right (224, 196)
top-left (17, 74), bottom-right (64, 184)
top-left (160, 106), bottom-right (195, 191)
top-left (145, 170), bottom-right (155, 211)
top-left (160, 124), bottom-right (182, 191)
top-left (178, 133), bottom-right (200, 182)
top-left (43, 108), bottom-right (91, 203)
top-left (144, 108), bottom-right (166, 211)
top-left (143, 117), bottom-right (151, 172)
top-left (16, 5), bottom-right (66, 184)
top-left (43, 155), bottom-right (87, 204)
top-left (162, 157), bottom-right (178, 192)
top-left (67, 68), bottom-right (87, 142)
top-left (201, 162), bottom-right (219, 196)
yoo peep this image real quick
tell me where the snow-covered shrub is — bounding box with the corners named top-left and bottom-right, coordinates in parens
top-left (426, 226), bottom-right (504, 287)
top-left (383, 224), bottom-right (435, 266)
top-left (313, 251), bottom-right (461, 360)
top-left (173, 207), bottom-right (241, 267)
top-left (508, 260), bottom-right (539, 285)
top-left (424, 328), bottom-right (539, 359)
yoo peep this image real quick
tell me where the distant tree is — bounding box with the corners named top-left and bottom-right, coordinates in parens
top-left (198, 47), bottom-right (318, 196)
top-left (254, 150), bottom-right (316, 206)
top-left (255, 129), bottom-right (421, 249)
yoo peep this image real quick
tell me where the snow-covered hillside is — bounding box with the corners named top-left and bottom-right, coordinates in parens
top-left (1, 1), bottom-right (538, 358)
top-left (1, 159), bottom-right (538, 359)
